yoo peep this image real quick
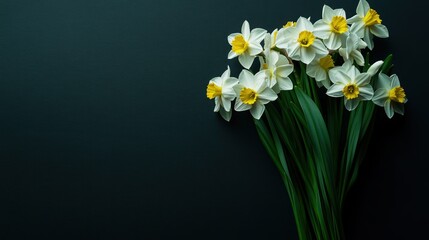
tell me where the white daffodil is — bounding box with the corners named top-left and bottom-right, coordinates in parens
top-left (326, 62), bottom-right (374, 111)
top-left (260, 33), bottom-right (294, 93)
top-left (313, 5), bottom-right (349, 50)
top-left (206, 66), bottom-right (239, 121)
top-left (338, 32), bottom-right (367, 66)
top-left (306, 54), bottom-right (335, 89)
top-left (277, 17), bottom-right (329, 64)
top-left (348, 0), bottom-right (389, 50)
top-left (233, 70), bottom-right (278, 119)
top-left (258, 48), bottom-right (294, 93)
top-left (228, 20), bottom-right (267, 69)
top-left (372, 73), bottom-right (407, 118)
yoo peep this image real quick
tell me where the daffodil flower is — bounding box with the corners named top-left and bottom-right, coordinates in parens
top-left (233, 70), bottom-right (278, 119)
top-left (326, 61), bottom-right (374, 111)
top-left (259, 34), bottom-right (294, 93)
top-left (206, 66), bottom-right (239, 121)
top-left (372, 73), bottom-right (407, 118)
top-left (306, 54), bottom-right (335, 89)
top-left (228, 20), bottom-right (267, 69)
top-left (338, 32), bottom-right (367, 66)
top-left (348, 0), bottom-right (389, 50)
top-left (277, 17), bottom-right (329, 64)
top-left (313, 5), bottom-right (349, 50)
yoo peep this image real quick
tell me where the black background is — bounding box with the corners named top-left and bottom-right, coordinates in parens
top-left (0, 0), bottom-right (428, 239)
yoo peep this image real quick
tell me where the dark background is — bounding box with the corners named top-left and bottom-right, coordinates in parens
top-left (0, 0), bottom-right (427, 239)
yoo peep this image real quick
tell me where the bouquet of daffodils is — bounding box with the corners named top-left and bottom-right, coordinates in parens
top-left (206, 0), bottom-right (407, 239)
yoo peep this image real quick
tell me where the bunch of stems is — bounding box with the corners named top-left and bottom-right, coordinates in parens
top-left (254, 53), bottom-right (392, 240)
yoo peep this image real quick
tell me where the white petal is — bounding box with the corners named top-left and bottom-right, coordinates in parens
top-left (364, 28), bottom-right (373, 50)
top-left (393, 102), bottom-right (405, 115)
top-left (350, 21), bottom-right (365, 38)
top-left (296, 17), bottom-right (311, 32)
top-left (275, 28), bottom-right (292, 49)
top-left (358, 85), bottom-right (374, 100)
top-left (234, 98), bottom-right (252, 111)
top-left (355, 73), bottom-right (371, 85)
top-left (214, 97), bottom-right (221, 112)
top-left (238, 69), bottom-right (255, 88)
top-left (372, 89), bottom-right (388, 106)
top-left (221, 96), bottom-right (232, 111)
top-left (277, 77), bottom-right (293, 91)
top-left (344, 98), bottom-right (359, 111)
top-left (390, 74), bottom-right (400, 88)
top-left (306, 63), bottom-right (319, 78)
top-left (313, 21), bottom-right (331, 39)
top-left (221, 66), bottom-right (231, 79)
top-left (219, 108), bottom-right (232, 122)
top-left (347, 15), bottom-right (362, 24)
top-left (248, 43), bottom-right (263, 56)
top-left (339, 48), bottom-right (348, 61)
top-left (267, 51), bottom-right (279, 65)
top-left (315, 68), bottom-right (328, 82)
top-left (250, 103), bottom-right (265, 119)
top-left (346, 33), bottom-right (359, 54)
top-left (287, 43), bottom-right (301, 60)
top-left (376, 73), bottom-right (392, 89)
top-left (357, 0), bottom-right (370, 17)
top-left (333, 8), bottom-right (346, 18)
top-left (223, 77), bottom-right (239, 90)
top-left (258, 87), bottom-right (278, 101)
top-left (254, 71), bottom-right (269, 92)
top-left (250, 28), bottom-right (267, 43)
top-left (228, 33), bottom-right (239, 45)
top-left (329, 69), bottom-right (351, 84)
top-left (312, 39), bottom-right (329, 57)
top-left (384, 100), bottom-right (394, 119)
top-left (276, 64), bottom-right (293, 78)
top-left (321, 79), bottom-right (332, 89)
top-left (222, 86), bottom-right (236, 100)
top-left (370, 24), bottom-right (389, 38)
top-left (324, 33), bottom-right (342, 50)
top-left (367, 60), bottom-right (383, 76)
top-left (300, 47), bottom-right (316, 64)
top-left (276, 54), bottom-right (290, 66)
top-left (210, 77), bottom-right (222, 86)
top-left (238, 53), bottom-right (255, 69)
top-left (326, 84), bottom-right (345, 97)
top-left (351, 50), bottom-right (365, 66)
top-left (242, 20), bottom-right (250, 40)
top-left (322, 5), bottom-right (335, 20)
top-left (347, 65), bottom-right (360, 80)
top-left (228, 50), bottom-right (237, 59)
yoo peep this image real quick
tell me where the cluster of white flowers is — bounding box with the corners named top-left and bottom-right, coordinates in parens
top-left (206, 0), bottom-right (406, 121)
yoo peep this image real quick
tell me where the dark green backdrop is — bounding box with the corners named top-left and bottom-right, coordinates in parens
top-left (1, 0), bottom-right (427, 239)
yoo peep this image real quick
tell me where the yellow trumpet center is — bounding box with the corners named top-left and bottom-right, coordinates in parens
top-left (297, 31), bottom-right (315, 47)
top-left (240, 88), bottom-right (258, 105)
top-left (342, 83), bottom-right (359, 100)
top-left (319, 55), bottom-right (335, 71)
top-left (330, 16), bottom-right (348, 34)
top-left (389, 87), bottom-right (406, 103)
top-left (363, 9), bottom-right (382, 27)
top-left (206, 82), bottom-right (222, 99)
top-left (283, 21), bottom-right (296, 28)
top-left (231, 35), bottom-right (248, 55)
